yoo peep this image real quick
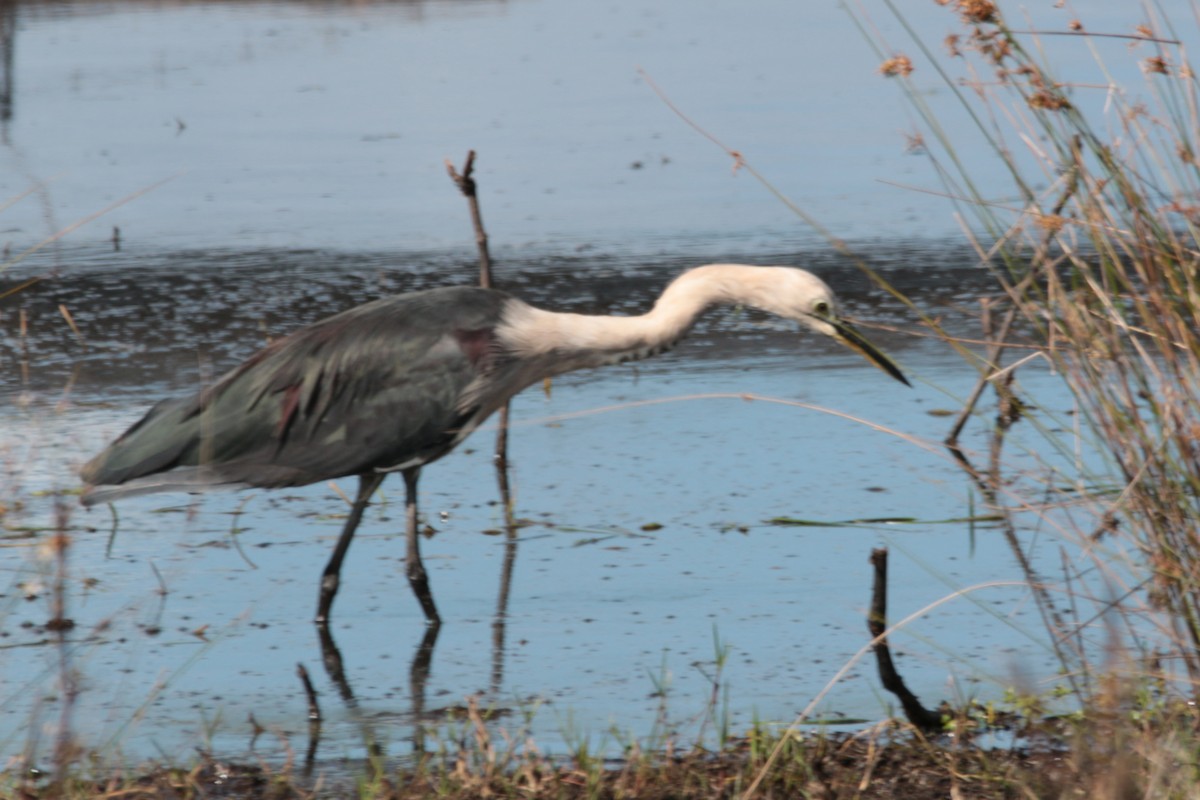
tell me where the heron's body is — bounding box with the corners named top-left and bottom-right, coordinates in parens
top-left (81, 264), bottom-right (907, 624)
top-left (82, 286), bottom-right (516, 499)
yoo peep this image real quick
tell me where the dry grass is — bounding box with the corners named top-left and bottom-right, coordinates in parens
top-left (8, 704), bottom-right (1200, 799)
top-left (842, 0), bottom-right (1200, 794)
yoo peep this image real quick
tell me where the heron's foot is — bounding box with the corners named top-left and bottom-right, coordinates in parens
top-left (406, 562), bottom-right (441, 625)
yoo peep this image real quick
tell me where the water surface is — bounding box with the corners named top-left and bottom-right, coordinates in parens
top-left (1, 240), bottom-right (1070, 769)
top-left (0, 0), bottom-right (1161, 773)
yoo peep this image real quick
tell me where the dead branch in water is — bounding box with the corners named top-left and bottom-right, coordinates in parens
top-left (868, 547), bottom-right (943, 732)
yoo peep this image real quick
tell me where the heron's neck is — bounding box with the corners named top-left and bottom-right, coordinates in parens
top-left (497, 264), bottom-right (774, 369)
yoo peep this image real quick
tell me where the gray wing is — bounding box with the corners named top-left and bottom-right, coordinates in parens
top-left (81, 286), bottom-right (510, 498)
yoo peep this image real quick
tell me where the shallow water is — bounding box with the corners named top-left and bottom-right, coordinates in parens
top-left (0, 0), bottom-right (1163, 774)
top-left (2, 0), bottom-right (1155, 254)
top-left (0, 242), bottom-right (1076, 768)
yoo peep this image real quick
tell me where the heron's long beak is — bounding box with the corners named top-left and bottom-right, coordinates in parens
top-left (828, 318), bottom-right (910, 386)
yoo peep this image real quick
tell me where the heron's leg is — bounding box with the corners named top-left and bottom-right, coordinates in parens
top-left (403, 467), bottom-right (441, 625)
top-left (316, 472), bottom-right (386, 624)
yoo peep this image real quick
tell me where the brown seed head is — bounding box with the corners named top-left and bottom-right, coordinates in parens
top-left (1165, 201), bottom-right (1200, 219)
top-left (1028, 90), bottom-right (1071, 111)
top-left (1143, 56), bottom-right (1169, 75)
top-left (980, 36), bottom-right (1012, 63)
top-left (1036, 213), bottom-right (1067, 235)
top-left (879, 55), bottom-right (915, 78)
top-left (958, 0), bottom-right (998, 24)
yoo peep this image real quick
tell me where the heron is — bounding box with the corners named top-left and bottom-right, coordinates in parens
top-left (80, 263), bottom-right (908, 625)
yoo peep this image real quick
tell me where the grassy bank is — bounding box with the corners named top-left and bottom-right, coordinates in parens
top-left (7, 710), bottom-right (1198, 799)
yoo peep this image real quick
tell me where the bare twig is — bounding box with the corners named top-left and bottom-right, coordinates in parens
top-left (1005, 29), bottom-right (1181, 46)
top-left (444, 150), bottom-right (493, 288)
top-left (447, 152), bottom-right (522, 730)
top-left (445, 150), bottom-right (515, 527)
top-left (867, 548), bottom-right (943, 731)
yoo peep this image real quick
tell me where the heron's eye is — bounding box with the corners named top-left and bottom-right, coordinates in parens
top-left (813, 300), bottom-right (831, 317)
